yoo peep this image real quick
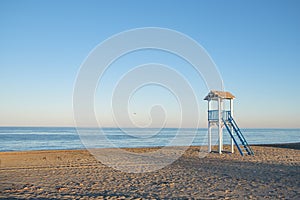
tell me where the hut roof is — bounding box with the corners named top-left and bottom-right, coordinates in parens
top-left (204, 90), bottom-right (235, 101)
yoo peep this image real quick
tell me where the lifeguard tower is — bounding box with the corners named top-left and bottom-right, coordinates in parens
top-left (204, 91), bottom-right (254, 156)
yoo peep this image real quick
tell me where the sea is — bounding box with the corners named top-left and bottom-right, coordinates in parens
top-left (0, 127), bottom-right (299, 152)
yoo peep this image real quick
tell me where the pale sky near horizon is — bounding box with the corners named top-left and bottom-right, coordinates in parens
top-left (1, 0), bottom-right (300, 128)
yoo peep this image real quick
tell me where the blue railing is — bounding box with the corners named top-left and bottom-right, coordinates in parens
top-left (208, 110), bottom-right (231, 121)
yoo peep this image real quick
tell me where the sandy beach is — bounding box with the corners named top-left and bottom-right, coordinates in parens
top-left (0, 143), bottom-right (299, 199)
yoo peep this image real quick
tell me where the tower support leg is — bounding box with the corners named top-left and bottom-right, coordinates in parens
top-left (218, 98), bottom-right (222, 154)
top-left (208, 124), bottom-right (211, 153)
top-left (230, 125), bottom-right (234, 153)
top-left (218, 127), bottom-right (222, 154)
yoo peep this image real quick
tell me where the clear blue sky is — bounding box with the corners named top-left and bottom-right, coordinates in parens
top-left (1, 0), bottom-right (299, 128)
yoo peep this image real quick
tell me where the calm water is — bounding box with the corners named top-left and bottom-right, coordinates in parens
top-left (0, 127), bottom-right (299, 152)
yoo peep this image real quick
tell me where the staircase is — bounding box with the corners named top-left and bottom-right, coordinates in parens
top-left (223, 113), bottom-right (254, 156)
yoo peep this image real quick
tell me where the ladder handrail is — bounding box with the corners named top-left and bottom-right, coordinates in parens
top-left (230, 120), bottom-right (251, 155)
top-left (228, 115), bottom-right (254, 155)
top-left (222, 119), bottom-right (244, 156)
top-left (229, 116), bottom-right (246, 142)
top-left (222, 113), bottom-right (254, 156)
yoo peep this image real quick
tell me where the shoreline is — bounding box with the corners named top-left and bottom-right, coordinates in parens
top-left (1, 142), bottom-right (299, 153)
top-left (252, 142), bottom-right (300, 150)
top-left (1, 143), bottom-right (299, 199)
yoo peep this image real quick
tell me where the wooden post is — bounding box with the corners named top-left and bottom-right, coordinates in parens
top-left (221, 99), bottom-right (224, 151)
top-left (208, 123), bottom-right (211, 153)
top-left (208, 100), bottom-right (211, 152)
top-left (218, 97), bottom-right (222, 154)
top-left (230, 99), bottom-right (234, 153)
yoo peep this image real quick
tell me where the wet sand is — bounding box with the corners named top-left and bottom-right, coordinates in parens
top-left (0, 143), bottom-right (299, 199)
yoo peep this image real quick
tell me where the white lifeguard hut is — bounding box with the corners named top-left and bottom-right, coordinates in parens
top-left (204, 91), bottom-right (254, 156)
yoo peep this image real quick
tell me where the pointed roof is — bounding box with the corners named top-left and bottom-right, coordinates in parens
top-left (204, 90), bottom-right (235, 101)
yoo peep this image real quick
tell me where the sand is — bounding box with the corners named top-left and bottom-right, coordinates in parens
top-left (0, 143), bottom-right (299, 199)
